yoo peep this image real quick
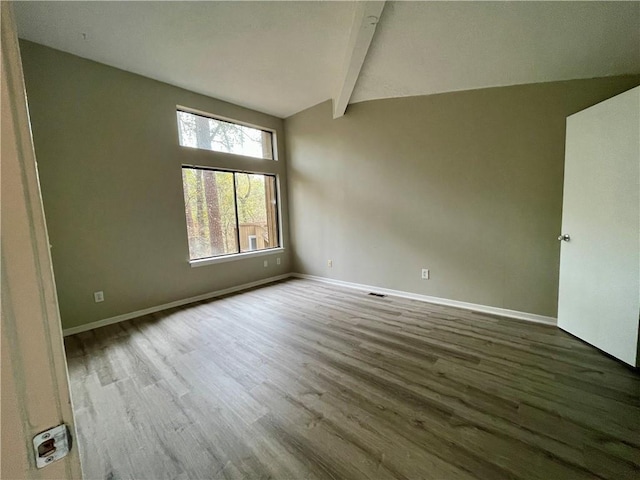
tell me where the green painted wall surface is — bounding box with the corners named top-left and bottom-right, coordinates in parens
top-left (21, 41), bottom-right (291, 329)
top-left (284, 76), bottom-right (640, 317)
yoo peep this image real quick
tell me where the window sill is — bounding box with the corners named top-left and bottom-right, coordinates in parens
top-left (189, 248), bottom-right (284, 268)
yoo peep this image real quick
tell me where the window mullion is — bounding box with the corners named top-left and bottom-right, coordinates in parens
top-left (232, 173), bottom-right (241, 254)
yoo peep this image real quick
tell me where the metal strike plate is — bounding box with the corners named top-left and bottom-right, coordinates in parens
top-left (33, 424), bottom-right (71, 468)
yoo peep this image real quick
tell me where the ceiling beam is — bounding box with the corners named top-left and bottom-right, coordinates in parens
top-left (332, 1), bottom-right (386, 119)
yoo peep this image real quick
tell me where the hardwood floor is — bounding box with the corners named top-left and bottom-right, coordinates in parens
top-left (64, 278), bottom-right (640, 480)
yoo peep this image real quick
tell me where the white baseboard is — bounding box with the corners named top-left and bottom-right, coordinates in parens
top-left (62, 274), bottom-right (292, 336)
top-left (63, 271), bottom-right (556, 336)
top-left (291, 273), bottom-right (557, 326)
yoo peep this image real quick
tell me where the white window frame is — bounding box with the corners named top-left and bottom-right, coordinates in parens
top-left (176, 105), bottom-right (278, 161)
top-left (181, 166), bottom-right (283, 267)
top-left (177, 106), bottom-right (284, 267)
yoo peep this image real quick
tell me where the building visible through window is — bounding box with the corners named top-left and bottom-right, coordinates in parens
top-left (248, 235), bottom-right (258, 251)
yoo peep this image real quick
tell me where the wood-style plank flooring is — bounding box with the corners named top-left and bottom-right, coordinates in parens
top-left (64, 278), bottom-right (640, 480)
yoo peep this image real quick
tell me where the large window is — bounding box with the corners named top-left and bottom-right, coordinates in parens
top-left (181, 167), bottom-right (280, 261)
top-left (177, 110), bottom-right (274, 160)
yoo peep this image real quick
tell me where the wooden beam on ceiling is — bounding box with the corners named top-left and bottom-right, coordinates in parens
top-left (332, 1), bottom-right (386, 119)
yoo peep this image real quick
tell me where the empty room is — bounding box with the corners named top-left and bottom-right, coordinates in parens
top-left (2, 1), bottom-right (640, 479)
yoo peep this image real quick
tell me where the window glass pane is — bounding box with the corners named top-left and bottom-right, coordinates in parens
top-left (181, 168), bottom-right (238, 259)
top-left (235, 173), bottom-right (279, 253)
top-left (177, 110), bottom-right (273, 160)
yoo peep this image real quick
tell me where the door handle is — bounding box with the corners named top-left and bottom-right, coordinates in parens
top-left (558, 234), bottom-right (570, 242)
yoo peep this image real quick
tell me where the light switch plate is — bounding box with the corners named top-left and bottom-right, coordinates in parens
top-left (33, 424), bottom-right (70, 468)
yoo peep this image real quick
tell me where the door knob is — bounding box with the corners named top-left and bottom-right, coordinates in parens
top-left (558, 234), bottom-right (570, 242)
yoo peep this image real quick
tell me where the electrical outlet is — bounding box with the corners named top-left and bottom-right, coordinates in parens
top-left (328, 259), bottom-right (333, 268)
top-left (421, 269), bottom-right (429, 280)
top-left (276, 257), bottom-right (281, 265)
top-left (93, 291), bottom-right (104, 303)
top-left (264, 260), bottom-right (268, 267)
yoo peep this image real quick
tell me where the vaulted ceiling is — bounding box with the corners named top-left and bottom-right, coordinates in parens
top-left (15, 1), bottom-right (640, 118)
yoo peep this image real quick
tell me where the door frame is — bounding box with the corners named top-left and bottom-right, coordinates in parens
top-left (1, 3), bottom-right (83, 477)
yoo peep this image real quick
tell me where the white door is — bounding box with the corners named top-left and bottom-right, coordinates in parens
top-left (557, 86), bottom-right (640, 367)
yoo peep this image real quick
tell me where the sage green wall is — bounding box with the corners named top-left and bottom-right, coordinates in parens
top-left (284, 76), bottom-right (640, 318)
top-left (21, 41), bottom-right (291, 330)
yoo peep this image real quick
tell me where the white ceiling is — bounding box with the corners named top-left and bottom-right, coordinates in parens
top-left (352, 1), bottom-right (640, 103)
top-left (14, 1), bottom-right (640, 119)
top-left (14, 1), bottom-right (356, 118)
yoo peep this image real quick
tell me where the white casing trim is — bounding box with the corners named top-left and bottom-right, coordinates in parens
top-left (62, 274), bottom-right (292, 336)
top-left (291, 273), bottom-right (557, 326)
